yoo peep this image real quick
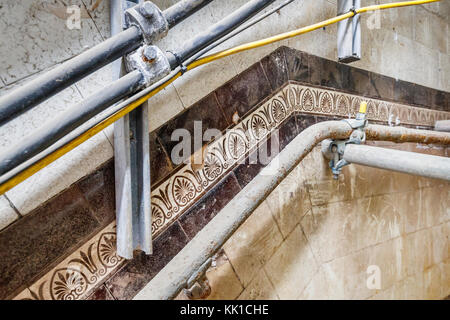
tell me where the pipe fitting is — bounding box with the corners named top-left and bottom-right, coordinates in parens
top-left (125, 1), bottom-right (169, 44)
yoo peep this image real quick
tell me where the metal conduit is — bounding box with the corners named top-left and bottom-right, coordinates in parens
top-left (133, 121), bottom-right (450, 300)
top-left (0, 0), bottom-right (214, 124)
top-left (343, 144), bottom-right (450, 181)
top-left (0, 0), bottom-right (276, 177)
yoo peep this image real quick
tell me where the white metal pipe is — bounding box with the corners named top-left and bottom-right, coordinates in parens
top-left (343, 144), bottom-right (450, 181)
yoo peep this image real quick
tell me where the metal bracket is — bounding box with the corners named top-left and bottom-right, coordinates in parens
top-left (125, 1), bottom-right (169, 44)
top-left (125, 45), bottom-right (171, 86)
top-left (337, 0), bottom-right (361, 63)
top-left (322, 102), bottom-right (368, 179)
top-left (182, 257), bottom-right (213, 300)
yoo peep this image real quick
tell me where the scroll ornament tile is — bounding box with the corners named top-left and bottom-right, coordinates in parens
top-left (14, 83), bottom-right (449, 300)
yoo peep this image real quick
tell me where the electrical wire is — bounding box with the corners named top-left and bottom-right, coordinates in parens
top-left (0, 0), bottom-right (440, 195)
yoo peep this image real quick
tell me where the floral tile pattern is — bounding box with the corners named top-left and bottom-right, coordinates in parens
top-left (14, 83), bottom-right (449, 300)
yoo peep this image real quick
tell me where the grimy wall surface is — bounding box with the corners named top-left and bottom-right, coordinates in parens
top-left (0, 0), bottom-right (448, 300)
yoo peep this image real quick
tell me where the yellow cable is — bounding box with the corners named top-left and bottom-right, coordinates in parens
top-left (0, 0), bottom-right (440, 195)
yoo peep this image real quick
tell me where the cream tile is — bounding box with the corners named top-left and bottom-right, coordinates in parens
top-left (81, 0), bottom-right (110, 39)
top-left (423, 264), bottom-right (443, 300)
top-left (0, 0), bottom-right (103, 84)
top-left (205, 251), bottom-right (243, 300)
top-left (321, 249), bottom-right (373, 300)
top-left (0, 196), bottom-right (19, 231)
top-left (223, 202), bottom-right (283, 287)
top-left (297, 267), bottom-right (331, 300)
top-left (264, 225), bottom-right (319, 299)
top-left (172, 56), bottom-right (237, 108)
top-left (301, 200), bottom-right (359, 263)
top-left (147, 84), bottom-right (185, 132)
top-left (265, 164), bottom-right (312, 238)
top-left (5, 131), bottom-right (113, 215)
top-left (238, 268), bottom-right (279, 300)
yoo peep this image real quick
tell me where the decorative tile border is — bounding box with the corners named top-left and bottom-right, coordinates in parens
top-left (14, 83), bottom-right (449, 300)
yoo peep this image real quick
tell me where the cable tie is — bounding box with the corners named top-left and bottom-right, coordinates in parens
top-left (168, 50), bottom-right (187, 75)
top-left (349, 6), bottom-right (357, 15)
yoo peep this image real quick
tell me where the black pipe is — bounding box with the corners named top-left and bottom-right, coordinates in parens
top-left (0, 0), bottom-right (214, 125)
top-left (0, 0), bottom-right (275, 176)
top-left (0, 71), bottom-right (143, 175)
top-left (165, 0), bottom-right (214, 28)
top-left (167, 0), bottom-right (275, 68)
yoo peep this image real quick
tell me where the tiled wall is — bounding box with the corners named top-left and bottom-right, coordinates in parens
top-left (175, 142), bottom-right (449, 300)
top-left (1, 45), bottom-right (448, 300)
top-left (0, 0), bottom-right (449, 300)
top-left (0, 0), bottom-right (449, 229)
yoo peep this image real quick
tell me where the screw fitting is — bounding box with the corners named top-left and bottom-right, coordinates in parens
top-left (142, 45), bottom-right (158, 62)
top-left (139, 2), bottom-right (156, 18)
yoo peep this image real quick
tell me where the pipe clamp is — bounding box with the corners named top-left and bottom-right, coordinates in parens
top-left (125, 1), bottom-right (169, 44)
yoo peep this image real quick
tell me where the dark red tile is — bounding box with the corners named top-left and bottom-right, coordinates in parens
top-left (77, 160), bottom-right (115, 227)
top-left (215, 62), bottom-right (272, 121)
top-left (413, 84), bottom-right (431, 108)
top-left (86, 285), bottom-right (115, 300)
top-left (105, 222), bottom-right (188, 300)
top-left (260, 47), bottom-right (288, 91)
top-left (157, 93), bottom-right (228, 165)
top-left (233, 132), bottom-right (280, 188)
top-left (178, 173), bottom-right (241, 239)
top-left (296, 114), bottom-right (318, 132)
top-left (150, 132), bottom-right (173, 185)
top-left (343, 67), bottom-right (376, 97)
top-left (278, 115), bottom-right (298, 150)
top-left (430, 88), bottom-right (446, 111)
top-left (307, 54), bottom-right (322, 86)
top-left (394, 79), bottom-right (415, 105)
top-left (284, 47), bottom-right (309, 83)
top-left (0, 185), bottom-right (98, 299)
top-left (369, 72), bottom-right (395, 101)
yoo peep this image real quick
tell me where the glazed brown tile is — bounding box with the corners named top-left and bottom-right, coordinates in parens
top-left (77, 160), bottom-right (115, 227)
top-left (215, 62), bottom-right (272, 121)
top-left (343, 67), bottom-right (376, 98)
top-left (178, 173), bottom-right (241, 239)
top-left (430, 88), bottom-right (446, 111)
top-left (413, 84), bottom-right (431, 108)
top-left (284, 47), bottom-right (309, 84)
top-left (277, 115), bottom-right (298, 150)
top-left (369, 72), bottom-right (395, 101)
top-left (0, 185), bottom-right (98, 299)
top-left (394, 79), bottom-right (415, 105)
top-left (149, 132), bottom-right (173, 185)
top-left (86, 285), bottom-right (115, 300)
top-left (156, 93), bottom-right (228, 165)
top-left (295, 114), bottom-right (318, 132)
top-left (105, 222), bottom-right (188, 300)
top-left (260, 47), bottom-right (288, 92)
top-left (233, 133), bottom-right (280, 188)
top-left (319, 57), bottom-right (344, 90)
top-left (307, 54), bottom-right (322, 86)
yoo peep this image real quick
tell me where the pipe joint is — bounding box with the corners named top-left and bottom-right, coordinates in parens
top-left (125, 1), bottom-right (169, 44)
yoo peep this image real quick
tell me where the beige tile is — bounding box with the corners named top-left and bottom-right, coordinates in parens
top-left (205, 251), bottom-right (243, 300)
top-left (238, 268), bottom-right (279, 300)
top-left (265, 164), bottom-right (312, 238)
top-left (423, 264), bottom-right (443, 300)
top-left (0, 0), bottom-right (103, 84)
top-left (321, 249), bottom-right (373, 300)
top-left (5, 131), bottom-right (113, 215)
top-left (172, 56), bottom-right (237, 108)
top-left (403, 229), bottom-right (434, 277)
top-left (301, 200), bottom-right (359, 263)
top-left (147, 84), bottom-right (184, 132)
top-left (356, 193), bottom-right (404, 250)
top-left (264, 225), bottom-right (319, 299)
top-left (430, 224), bottom-right (448, 265)
top-left (0, 196), bottom-right (18, 231)
top-left (297, 267), bottom-right (331, 300)
top-left (223, 202), bottom-right (283, 287)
